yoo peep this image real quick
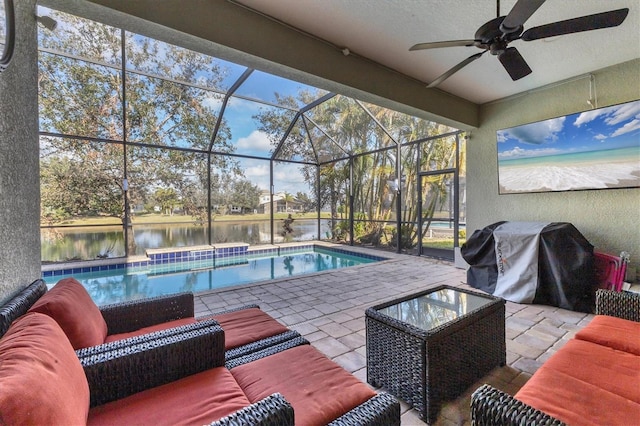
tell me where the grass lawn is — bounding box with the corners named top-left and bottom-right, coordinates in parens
top-left (43, 211), bottom-right (331, 227)
top-left (421, 237), bottom-right (466, 249)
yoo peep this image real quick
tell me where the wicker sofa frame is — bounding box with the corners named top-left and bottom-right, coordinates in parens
top-left (0, 280), bottom-right (302, 363)
top-left (79, 321), bottom-right (399, 425)
top-left (225, 336), bottom-right (400, 426)
top-left (0, 279), bottom-right (47, 337)
top-left (0, 281), bottom-right (297, 424)
top-left (470, 289), bottom-right (640, 426)
top-left (0, 280), bottom-right (399, 424)
top-left (100, 295), bottom-right (303, 361)
top-left (211, 303), bottom-right (303, 362)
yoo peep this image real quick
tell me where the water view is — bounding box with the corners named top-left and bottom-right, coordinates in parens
top-left (42, 219), bottom-right (330, 262)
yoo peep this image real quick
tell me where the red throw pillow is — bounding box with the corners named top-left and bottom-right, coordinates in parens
top-left (0, 312), bottom-right (90, 424)
top-left (29, 277), bottom-right (108, 349)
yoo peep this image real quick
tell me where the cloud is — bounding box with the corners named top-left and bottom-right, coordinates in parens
top-left (574, 101), bottom-right (640, 139)
top-left (240, 160), bottom-right (308, 193)
top-left (605, 102), bottom-right (640, 125)
top-left (610, 119), bottom-right (640, 137)
top-left (202, 93), bottom-right (224, 111)
top-left (573, 109), bottom-right (604, 127)
top-left (498, 146), bottom-right (527, 158)
top-left (236, 130), bottom-right (273, 152)
top-left (594, 134), bottom-right (608, 141)
top-left (498, 146), bottom-right (562, 160)
top-left (501, 117), bottom-right (565, 145)
top-left (228, 97), bottom-right (264, 115)
top-left (241, 160), bottom-right (270, 190)
top-left (273, 163), bottom-right (308, 194)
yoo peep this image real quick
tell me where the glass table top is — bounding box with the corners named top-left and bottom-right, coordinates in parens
top-left (377, 288), bottom-right (493, 331)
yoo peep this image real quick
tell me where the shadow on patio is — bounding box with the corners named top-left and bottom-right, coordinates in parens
top-left (194, 246), bottom-right (593, 425)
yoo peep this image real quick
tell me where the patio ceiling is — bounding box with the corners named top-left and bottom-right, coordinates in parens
top-left (230, 0), bottom-right (640, 105)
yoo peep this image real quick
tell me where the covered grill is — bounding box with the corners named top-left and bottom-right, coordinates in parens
top-left (461, 221), bottom-right (596, 312)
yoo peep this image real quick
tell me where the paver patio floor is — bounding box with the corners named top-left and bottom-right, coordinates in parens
top-left (194, 245), bottom-right (594, 425)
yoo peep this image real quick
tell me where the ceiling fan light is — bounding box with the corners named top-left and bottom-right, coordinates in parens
top-left (489, 41), bottom-right (507, 56)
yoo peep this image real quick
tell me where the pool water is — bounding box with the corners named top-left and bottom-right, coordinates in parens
top-left (43, 248), bottom-right (381, 305)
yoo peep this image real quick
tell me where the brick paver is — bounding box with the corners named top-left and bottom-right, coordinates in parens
top-left (195, 246), bottom-right (593, 425)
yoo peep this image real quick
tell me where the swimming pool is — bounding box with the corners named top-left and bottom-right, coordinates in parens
top-left (42, 247), bottom-right (384, 305)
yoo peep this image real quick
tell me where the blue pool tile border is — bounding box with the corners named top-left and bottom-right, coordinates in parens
top-left (42, 245), bottom-right (389, 278)
top-left (319, 247), bottom-right (388, 261)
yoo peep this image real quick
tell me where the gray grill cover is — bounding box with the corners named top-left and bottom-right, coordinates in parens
top-left (461, 221), bottom-right (595, 312)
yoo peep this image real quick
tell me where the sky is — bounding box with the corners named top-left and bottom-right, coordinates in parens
top-left (36, 5), bottom-right (431, 198)
top-left (497, 100), bottom-right (640, 161)
top-left (234, 156), bottom-right (310, 195)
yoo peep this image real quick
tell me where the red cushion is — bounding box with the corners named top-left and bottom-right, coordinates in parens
top-left (575, 315), bottom-right (640, 355)
top-left (29, 277), bottom-right (108, 349)
top-left (231, 345), bottom-right (376, 425)
top-left (516, 339), bottom-right (640, 425)
top-left (106, 308), bottom-right (288, 350)
top-left (0, 312), bottom-right (90, 424)
top-left (208, 308), bottom-right (290, 350)
top-left (105, 317), bottom-right (196, 343)
top-left (88, 367), bottom-right (250, 425)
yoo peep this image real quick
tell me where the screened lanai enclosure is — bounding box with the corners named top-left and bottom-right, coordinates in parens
top-left (37, 6), bottom-right (466, 264)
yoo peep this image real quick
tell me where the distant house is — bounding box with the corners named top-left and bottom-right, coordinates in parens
top-left (130, 203), bottom-right (146, 213)
top-left (258, 191), bottom-right (302, 214)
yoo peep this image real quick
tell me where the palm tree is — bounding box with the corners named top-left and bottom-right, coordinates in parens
top-left (282, 192), bottom-right (295, 212)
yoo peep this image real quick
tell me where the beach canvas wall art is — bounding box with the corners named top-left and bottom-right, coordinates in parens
top-left (497, 99), bottom-right (640, 194)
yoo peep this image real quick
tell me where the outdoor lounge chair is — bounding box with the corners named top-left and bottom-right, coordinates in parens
top-left (28, 277), bottom-right (302, 361)
top-left (470, 289), bottom-right (640, 425)
top-left (0, 307), bottom-right (400, 425)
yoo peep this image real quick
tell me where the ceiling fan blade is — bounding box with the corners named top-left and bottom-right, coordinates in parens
top-left (427, 51), bottom-right (486, 88)
top-left (522, 8), bottom-right (629, 41)
top-left (409, 40), bottom-right (477, 51)
top-left (498, 47), bottom-right (532, 81)
top-left (501, 0), bottom-right (546, 33)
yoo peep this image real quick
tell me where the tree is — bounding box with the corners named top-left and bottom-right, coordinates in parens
top-left (153, 188), bottom-right (179, 215)
top-left (40, 149), bottom-right (123, 221)
top-left (229, 179), bottom-right (261, 214)
top-left (255, 92), bottom-right (462, 248)
top-left (295, 192), bottom-right (314, 213)
top-left (38, 10), bottom-right (239, 257)
top-left (282, 192), bottom-right (295, 213)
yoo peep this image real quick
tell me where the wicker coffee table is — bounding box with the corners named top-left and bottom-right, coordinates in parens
top-left (366, 285), bottom-right (505, 424)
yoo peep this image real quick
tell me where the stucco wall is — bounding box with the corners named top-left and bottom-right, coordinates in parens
top-left (0, 0), bottom-right (41, 303)
top-left (468, 59), bottom-right (640, 281)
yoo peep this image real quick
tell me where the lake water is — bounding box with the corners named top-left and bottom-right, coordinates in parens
top-left (42, 219), bottom-right (330, 262)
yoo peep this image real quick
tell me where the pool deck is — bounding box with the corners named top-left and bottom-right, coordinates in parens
top-left (193, 244), bottom-right (594, 425)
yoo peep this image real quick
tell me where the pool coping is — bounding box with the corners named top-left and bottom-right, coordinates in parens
top-left (41, 241), bottom-right (394, 279)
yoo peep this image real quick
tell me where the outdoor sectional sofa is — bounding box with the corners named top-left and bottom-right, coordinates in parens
top-left (0, 278), bottom-right (400, 425)
top-left (27, 277), bottom-right (303, 362)
top-left (471, 289), bottom-right (640, 425)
